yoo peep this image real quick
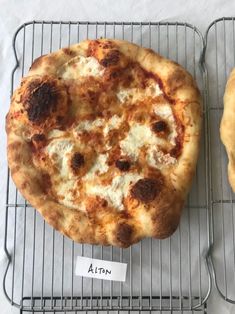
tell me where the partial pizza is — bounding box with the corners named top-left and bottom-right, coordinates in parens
top-left (221, 68), bottom-right (235, 192)
top-left (6, 39), bottom-right (202, 247)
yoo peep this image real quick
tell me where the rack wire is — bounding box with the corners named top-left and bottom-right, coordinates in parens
top-left (4, 21), bottom-right (210, 313)
top-left (204, 17), bottom-right (235, 304)
top-left (20, 306), bottom-right (207, 314)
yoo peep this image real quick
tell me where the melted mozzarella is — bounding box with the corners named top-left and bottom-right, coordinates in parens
top-left (84, 154), bottom-right (109, 181)
top-left (74, 118), bottom-right (104, 135)
top-left (148, 81), bottom-right (162, 96)
top-left (61, 56), bottom-right (105, 79)
top-left (46, 139), bottom-right (74, 177)
top-left (120, 103), bottom-right (178, 167)
top-left (56, 179), bottom-right (79, 209)
top-left (56, 179), bottom-right (86, 211)
top-left (74, 115), bottom-right (122, 137)
top-left (116, 89), bottom-right (130, 103)
top-left (120, 123), bottom-right (164, 160)
top-left (103, 115), bottom-right (123, 136)
top-left (154, 104), bottom-right (175, 121)
top-left (45, 139), bottom-right (86, 209)
top-left (40, 55), bottom-right (182, 213)
top-left (87, 173), bottom-right (142, 210)
top-left (47, 129), bottom-right (66, 139)
top-left (46, 139), bottom-right (74, 157)
top-left (117, 81), bottom-right (162, 104)
top-left (148, 148), bottom-right (177, 168)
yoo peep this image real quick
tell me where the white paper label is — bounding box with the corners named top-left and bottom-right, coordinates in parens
top-left (75, 256), bottom-right (127, 282)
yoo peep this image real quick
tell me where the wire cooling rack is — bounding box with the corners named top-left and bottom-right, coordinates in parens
top-left (4, 21), bottom-right (211, 313)
top-left (204, 17), bottom-right (235, 304)
top-left (20, 306), bottom-right (208, 314)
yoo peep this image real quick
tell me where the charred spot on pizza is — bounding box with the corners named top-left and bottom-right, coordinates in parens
top-left (116, 223), bottom-right (133, 247)
top-left (87, 90), bottom-right (100, 103)
top-left (106, 69), bottom-right (122, 79)
top-left (31, 133), bottom-right (46, 142)
top-left (131, 178), bottom-right (161, 203)
top-left (100, 50), bottom-right (120, 67)
top-left (56, 115), bottom-right (64, 124)
top-left (103, 68), bottom-right (126, 85)
top-left (31, 133), bottom-right (46, 150)
top-left (22, 77), bottom-right (68, 127)
top-left (100, 199), bottom-right (108, 207)
top-left (151, 120), bottom-right (169, 133)
top-left (115, 159), bottom-right (131, 171)
top-left (71, 153), bottom-right (85, 171)
top-left (23, 80), bottom-right (59, 122)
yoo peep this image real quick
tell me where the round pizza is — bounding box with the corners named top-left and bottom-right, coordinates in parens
top-left (221, 68), bottom-right (235, 192)
top-left (6, 39), bottom-right (202, 247)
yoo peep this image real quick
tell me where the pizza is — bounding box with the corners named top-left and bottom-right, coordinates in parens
top-left (6, 39), bottom-right (202, 247)
top-left (221, 68), bottom-right (235, 192)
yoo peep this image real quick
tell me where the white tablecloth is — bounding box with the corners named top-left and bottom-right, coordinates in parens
top-left (1, 0), bottom-right (235, 312)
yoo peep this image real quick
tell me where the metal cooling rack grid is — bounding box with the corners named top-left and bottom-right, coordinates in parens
top-left (19, 304), bottom-right (207, 314)
top-left (4, 21), bottom-right (210, 313)
top-left (204, 17), bottom-right (235, 303)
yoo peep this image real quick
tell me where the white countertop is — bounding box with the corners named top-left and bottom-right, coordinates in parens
top-left (1, 0), bottom-right (235, 313)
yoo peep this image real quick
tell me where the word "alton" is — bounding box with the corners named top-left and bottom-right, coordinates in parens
top-left (88, 263), bottom-right (112, 276)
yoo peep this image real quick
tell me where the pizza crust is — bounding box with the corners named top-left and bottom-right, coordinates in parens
top-left (221, 68), bottom-right (235, 192)
top-left (6, 39), bottom-right (202, 247)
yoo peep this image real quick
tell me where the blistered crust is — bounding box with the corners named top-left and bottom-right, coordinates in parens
top-left (6, 39), bottom-right (202, 247)
top-left (221, 68), bottom-right (235, 192)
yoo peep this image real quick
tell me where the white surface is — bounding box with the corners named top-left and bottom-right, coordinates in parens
top-left (75, 256), bottom-right (127, 282)
top-left (1, 0), bottom-right (235, 313)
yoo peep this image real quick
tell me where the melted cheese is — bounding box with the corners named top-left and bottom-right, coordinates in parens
top-left (120, 123), bottom-right (164, 160)
top-left (74, 118), bottom-right (104, 135)
top-left (56, 179), bottom-right (80, 209)
top-left (116, 89), bottom-right (130, 103)
top-left (61, 56), bottom-right (105, 79)
top-left (103, 115), bottom-right (123, 136)
top-left (84, 154), bottom-right (109, 180)
top-left (47, 129), bottom-right (66, 139)
top-left (46, 139), bottom-right (74, 177)
top-left (120, 103), bottom-right (178, 167)
top-left (87, 173), bottom-right (142, 210)
top-left (45, 139), bottom-right (86, 209)
top-left (42, 61), bottom-right (180, 213)
top-left (148, 148), bottom-right (177, 168)
top-left (117, 81), bottom-right (162, 104)
top-left (74, 115), bottom-right (122, 138)
top-left (56, 179), bottom-right (86, 211)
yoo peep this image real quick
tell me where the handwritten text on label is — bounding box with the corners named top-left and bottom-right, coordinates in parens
top-left (75, 256), bottom-right (127, 282)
